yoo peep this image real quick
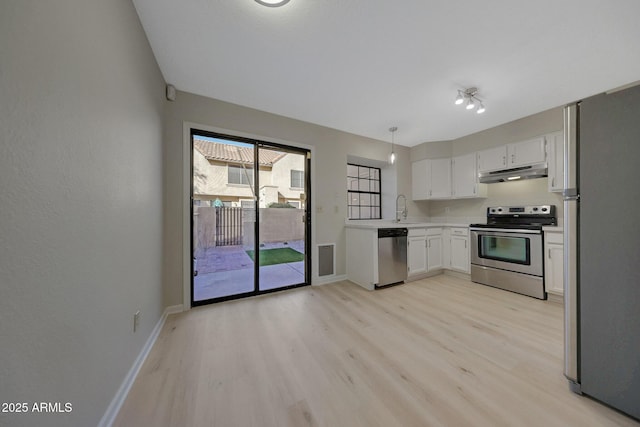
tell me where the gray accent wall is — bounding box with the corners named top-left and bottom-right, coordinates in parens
top-left (0, 1), bottom-right (165, 426)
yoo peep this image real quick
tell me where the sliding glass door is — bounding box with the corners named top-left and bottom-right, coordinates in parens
top-left (191, 130), bottom-right (310, 306)
top-left (256, 144), bottom-right (308, 291)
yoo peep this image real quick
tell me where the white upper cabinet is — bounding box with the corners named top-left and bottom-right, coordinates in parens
top-left (477, 137), bottom-right (547, 173)
top-left (452, 152), bottom-right (486, 198)
top-left (411, 158), bottom-right (431, 200)
top-left (412, 155), bottom-right (485, 201)
top-left (546, 131), bottom-right (564, 192)
top-left (429, 158), bottom-right (452, 199)
top-left (411, 158), bottom-right (451, 200)
top-left (508, 137), bottom-right (547, 168)
top-left (477, 146), bottom-right (507, 173)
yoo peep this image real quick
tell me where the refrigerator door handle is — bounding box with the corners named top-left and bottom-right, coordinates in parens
top-left (563, 104), bottom-right (581, 393)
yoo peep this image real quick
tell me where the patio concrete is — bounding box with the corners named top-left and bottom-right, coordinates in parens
top-left (193, 240), bottom-right (306, 301)
top-left (194, 262), bottom-right (305, 301)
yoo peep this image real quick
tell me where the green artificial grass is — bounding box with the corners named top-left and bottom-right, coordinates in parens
top-left (246, 247), bottom-right (304, 267)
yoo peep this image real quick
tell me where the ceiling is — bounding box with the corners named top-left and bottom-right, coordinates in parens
top-left (132, 0), bottom-right (640, 147)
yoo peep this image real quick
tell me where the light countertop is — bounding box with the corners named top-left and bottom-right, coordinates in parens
top-left (345, 220), bottom-right (471, 230)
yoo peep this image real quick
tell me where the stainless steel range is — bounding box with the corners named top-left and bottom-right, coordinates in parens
top-left (469, 205), bottom-right (557, 299)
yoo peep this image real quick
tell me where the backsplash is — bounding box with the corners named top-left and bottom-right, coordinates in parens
top-left (426, 178), bottom-right (563, 224)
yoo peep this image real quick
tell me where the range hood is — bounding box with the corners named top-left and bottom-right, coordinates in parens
top-left (478, 162), bottom-right (548, 183)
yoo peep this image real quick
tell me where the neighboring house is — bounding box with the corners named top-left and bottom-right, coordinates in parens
top-left (193, 138), bottom-right (306, 208)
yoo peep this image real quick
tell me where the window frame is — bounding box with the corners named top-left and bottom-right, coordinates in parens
top-left (347, 163), bottom-right (382, 220)
top-left (228, 164), bottom-right (254, 186)
top-left (290, 169), bottom-right (304, 189)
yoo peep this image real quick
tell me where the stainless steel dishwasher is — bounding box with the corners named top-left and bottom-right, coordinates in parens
top-left (377, 228), bottom-right (408, 288)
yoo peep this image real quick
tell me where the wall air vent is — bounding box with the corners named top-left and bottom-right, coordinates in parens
top-left (318, 244), bottom-right (335, 277)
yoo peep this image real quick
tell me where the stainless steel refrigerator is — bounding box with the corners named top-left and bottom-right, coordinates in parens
top-left (564, 83), bottom-right (640, 421)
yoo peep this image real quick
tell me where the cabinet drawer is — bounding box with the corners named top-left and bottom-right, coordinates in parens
top-left (545, 231), bottom-right (563, 244)
top-left (426, 227), bottom-right (442, 236)
top-left (450, 227), bottom-right (468, 236)
top-left (408, 228), bottom-right (427, 237)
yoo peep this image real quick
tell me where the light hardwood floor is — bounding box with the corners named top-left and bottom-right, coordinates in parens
top-left (114, 275), bottom-right (640, 427)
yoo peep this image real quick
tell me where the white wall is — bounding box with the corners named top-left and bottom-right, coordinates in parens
top-left (163, 91), bottom-right (427, 306)
top-left (0, 1), bottom-right (165, 426)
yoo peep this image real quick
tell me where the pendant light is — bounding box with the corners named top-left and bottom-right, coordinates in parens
top-left (388, 126), bottom-right (397, 165)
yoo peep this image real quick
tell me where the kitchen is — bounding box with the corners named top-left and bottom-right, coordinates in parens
top-left (345, 110), bottom-right (564, 294)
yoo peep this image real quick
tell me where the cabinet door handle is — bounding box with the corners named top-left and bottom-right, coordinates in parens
top-left (503, 156), bottom-right (506, 166)
top-left (548, 248), bottom-right (551, 259)
top-left (552, 177), bottom-right (555, 187)
top-left (511, 154), bottom-right (515, 163)
top-left (464, 240), bottom-right (467, 249)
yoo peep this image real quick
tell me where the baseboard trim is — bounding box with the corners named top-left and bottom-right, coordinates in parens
top-left (98, 305), bottom-right (181, 427)
top-left (165, 304), bottom-right (184, 315)
top-left (547, 292), bottom-right (564, 305)
top-left (444, 270), bottom-right (471, 281)
top-left (313, 274), bottom-right (347, 286)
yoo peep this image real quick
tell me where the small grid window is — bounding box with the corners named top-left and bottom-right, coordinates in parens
top-left (347, 164), bottom-right (381, 220)
top-left (228, 165), bottom-right (254, 185)
top-left (291, 170), bottom-right (304, 188)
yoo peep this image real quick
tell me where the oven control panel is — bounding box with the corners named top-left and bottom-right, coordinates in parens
top-left (488, 205), bottom-right (554, 216)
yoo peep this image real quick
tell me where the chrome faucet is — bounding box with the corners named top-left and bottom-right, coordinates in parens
top-left (395, 194), bottom-right (407, 222)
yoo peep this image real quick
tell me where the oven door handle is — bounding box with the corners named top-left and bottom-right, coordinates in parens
top-left (469, 227), bottom-right (541, 234)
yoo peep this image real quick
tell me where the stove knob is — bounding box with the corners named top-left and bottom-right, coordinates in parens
top-left (498, 208), bottom-right (503, 212)
top-left (533, 207), bottom-right (538, 212)
top-left (542, 207), bottom-right (548, 212)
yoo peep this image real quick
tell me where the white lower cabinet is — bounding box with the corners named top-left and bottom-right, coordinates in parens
top-left (407, 226), bottom-right (469, 278)
top-left (545, 231), bottom-right (564, 297)
top-left (449, 228), bottom-right (470, 273)
top-left (426, 228), bottom-right (443, 271)
top-left (407, 229), bottom-right (427, 277)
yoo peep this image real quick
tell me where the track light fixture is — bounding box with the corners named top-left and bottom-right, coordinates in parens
top-left (455, 87), bottom-right (486, 114)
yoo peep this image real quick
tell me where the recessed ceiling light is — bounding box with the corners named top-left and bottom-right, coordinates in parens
top-left (255, 0), bottom-right (290, 7)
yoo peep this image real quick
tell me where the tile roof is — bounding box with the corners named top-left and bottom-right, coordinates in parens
top-left (193, 138), bottom-right (285, 166)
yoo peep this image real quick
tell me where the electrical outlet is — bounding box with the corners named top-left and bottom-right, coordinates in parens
top-left (134, 311), bottom-right (141, 332)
